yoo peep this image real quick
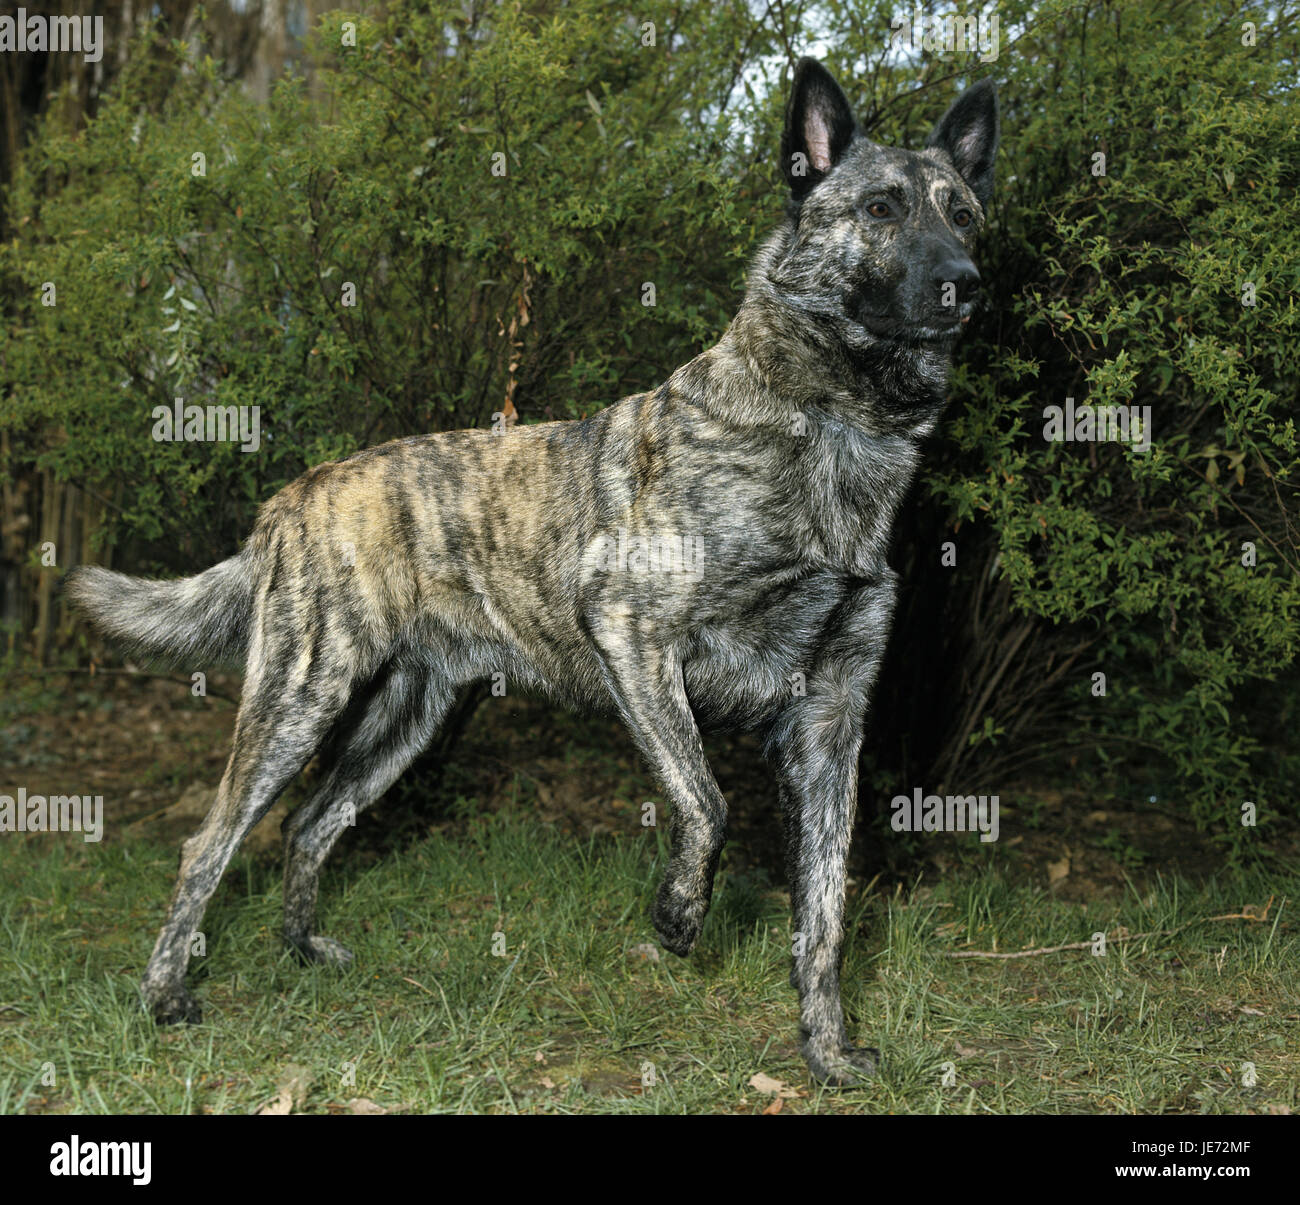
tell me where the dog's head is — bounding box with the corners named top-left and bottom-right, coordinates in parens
top-left (770, 59), bottom-right (998, 351)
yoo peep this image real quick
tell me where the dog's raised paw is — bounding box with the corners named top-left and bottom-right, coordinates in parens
top-left (651, 885), bottom-right (706, 957)
top-left (805, 1042), bottom-right (880, 1087)
top-left (288, 934), bottom-right (355, 966)
top-left (301, 935), bottom-right (355, 966)
top-left (147, 987), bottom-right (202, 1026)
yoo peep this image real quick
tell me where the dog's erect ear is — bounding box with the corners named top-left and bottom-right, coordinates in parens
top-left (925, 78), bottom-right (999, 208)
top-left (780, 58), bottom-right (857, 199)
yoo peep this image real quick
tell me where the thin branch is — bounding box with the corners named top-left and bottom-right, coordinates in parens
top-left (944, 896), bottom-right (1278, 959)
top-left (10, 665), bottom-right (239, 704)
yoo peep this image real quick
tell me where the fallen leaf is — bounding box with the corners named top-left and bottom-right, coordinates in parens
top-left (258, 1064), bottom-right (313, 1115)
top-left (345, 1098), bottom-right (386, 1115)
top-left (761, 1097), bottom-right (784, 1115)
top-left (748, 1072), bottom-right (798, 1099)
top-left (258, 1090), bottom-right (292, 1116)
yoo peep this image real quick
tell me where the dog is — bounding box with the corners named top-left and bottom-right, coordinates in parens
top-left (66, 58), bottom-right (998, 1085)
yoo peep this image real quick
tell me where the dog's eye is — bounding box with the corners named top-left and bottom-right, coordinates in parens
top-left (866, 201), bottom-right (892, 219)
top-left (953, 208), bottom-right (973, 228)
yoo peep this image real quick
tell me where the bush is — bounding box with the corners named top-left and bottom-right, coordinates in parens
top-left (2, 0), bottom-right (772, 567)
top-left (3, 0), bottom-right (1296, 849)
top-left (839, 0), bottom-right (1299, 849)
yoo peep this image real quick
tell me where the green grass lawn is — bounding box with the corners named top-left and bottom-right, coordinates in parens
top-left (1, 807), bottom-right (1295, 1114)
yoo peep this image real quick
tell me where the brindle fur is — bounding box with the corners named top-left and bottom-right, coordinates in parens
top-left (66, 59), bottom-right (998, 1085)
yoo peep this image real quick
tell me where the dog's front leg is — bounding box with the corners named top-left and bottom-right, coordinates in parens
top-left (584, 612), bottom-right (727, 956)
top-left (767, 572), bottom-right (898, 1086)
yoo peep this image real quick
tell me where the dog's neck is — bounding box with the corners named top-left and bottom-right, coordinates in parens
top-left (663, 285), bottom-right (947, 578)
top-left (668, 284), bottom-right (953, 443)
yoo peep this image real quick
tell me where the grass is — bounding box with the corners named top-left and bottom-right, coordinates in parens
top-left (0, 808), bottom-right (1295, 1114)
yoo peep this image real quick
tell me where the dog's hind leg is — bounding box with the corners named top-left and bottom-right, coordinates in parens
top-left (281, 665), bottom-right (453, 965)
top-left (141, 667), bottom-right (356, 1024)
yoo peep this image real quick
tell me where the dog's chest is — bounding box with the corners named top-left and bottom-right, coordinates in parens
top-left (680, 566), bottom-right (862, 729)
top-left (788, 421), bottom-right (920, 576)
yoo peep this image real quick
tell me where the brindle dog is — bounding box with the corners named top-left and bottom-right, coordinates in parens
top-left (67, 58), bottom-right (998, 1085)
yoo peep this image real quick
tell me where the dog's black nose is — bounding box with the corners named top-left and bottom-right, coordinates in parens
top-left (932, 259), bottom-right (981, 305)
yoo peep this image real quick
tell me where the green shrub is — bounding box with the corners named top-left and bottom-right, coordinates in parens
top-left (2, 0), bottom-right (1295, 849)
top-left (2, 1), bottom-right (772, 565)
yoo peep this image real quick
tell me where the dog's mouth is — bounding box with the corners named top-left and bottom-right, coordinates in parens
top-left (849, 299), bottom-right (977, 344)
top-left (860, 316), bottom-right (969, 344)
top-left (903, 318), bottom-right (968, 341)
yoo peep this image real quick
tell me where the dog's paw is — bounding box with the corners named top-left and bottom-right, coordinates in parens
top-left (651, 883), bottom-right (707, 957)
top-left (146, 987), bottom-right (202, 1026)
top-left (804, 1040), bottom-right (880, 1087)
top-left (289, 935), bottom-right (355, 966)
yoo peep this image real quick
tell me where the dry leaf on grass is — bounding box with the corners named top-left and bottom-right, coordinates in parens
top-left (257, 1064), bottom-right (314, 1115)
top-left (345, 1098), bottom-right (387, 1115)
top-left (1047, 853), bottom-right (1071, 885)
top-left (748, 1072), bottom-right (799, 1099)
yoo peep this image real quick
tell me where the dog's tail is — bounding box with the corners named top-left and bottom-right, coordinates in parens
top-left (64, 552), bottom-right (256, 669)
